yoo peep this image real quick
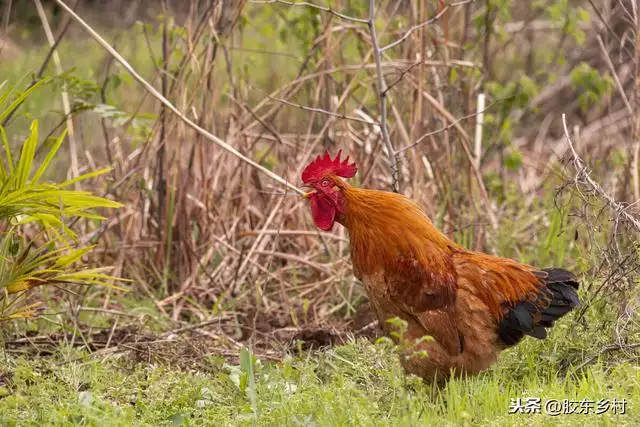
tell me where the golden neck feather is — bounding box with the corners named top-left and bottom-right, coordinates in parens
top-left (340, 186), bottom-right (459, 277)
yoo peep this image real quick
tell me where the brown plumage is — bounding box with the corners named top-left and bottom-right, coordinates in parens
top-left (301, 151), bottom-right (580, 383)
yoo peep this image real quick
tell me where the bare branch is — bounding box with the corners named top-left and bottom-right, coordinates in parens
top-left (596, 35), bottom-right (634, 116)
top-left (562, 114), bottom-right (640, 233)
top-left (35, 0), bottom-right (81, 189)
top-left (368, 0), bottom-right (401, 192)
top-left (250, 0), bottom-right (369, 24)
top-left (473, 93), bottom-right (486, 168)
top-left (254, 87), bottom-right (376, 125)
top-left (403, 79), bottom-right (499, 230)
top-left (397, 97), bottom-right (500, 154)
top-left (380, 0), bottom-right (474, 52)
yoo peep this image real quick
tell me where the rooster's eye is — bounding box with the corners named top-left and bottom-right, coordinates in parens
top-left (321, 179), bottom-right (330, 187)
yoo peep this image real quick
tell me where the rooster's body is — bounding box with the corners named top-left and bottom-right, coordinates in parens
top-left (301, 151), bottom-right (580, 383)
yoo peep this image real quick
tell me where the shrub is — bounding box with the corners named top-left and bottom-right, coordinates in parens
top-left (0, 81), bottom-right (123, 321)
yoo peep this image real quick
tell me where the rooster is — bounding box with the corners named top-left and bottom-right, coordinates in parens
top-left (301, 151), bottom-right (580, 383)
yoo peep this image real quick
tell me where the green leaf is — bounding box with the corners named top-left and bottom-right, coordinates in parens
top-left (449, 68), bottom-right (459, 84)
top-left (0, 126), bottom-right (10, 179)
top-left (31, 129), bottom-right (68, 184)
top-left (0, 78), bottom-right (49, 124)
top-left (239, 347), bottom-right (258, 416)
top-left (504, 148), bottom-right (523, 171)
top-left (576, 7), bottom-right (590, 24)
top-left (15, 120), bottom-right (38, 188)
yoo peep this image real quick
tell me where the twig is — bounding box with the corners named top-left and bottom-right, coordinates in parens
top-left (474, 93), bottom-right (486, 168)
top-left (397, 96), bottom-right (501, 153)
top-left (0, 0), bottom-right (12, 58)
top-left (381, 58), bottom-right (481, 96)
top-left (34, 0), bottom-right (80, 188)
top-left (587, 0), bottom-right (634, 60)
top-left (254, 88), bottom-right (375, 125)
top-left (368, 0), bottom-right (401, 192)
top-left (352, 320), bottom-right (379, 336)
top-left (406, 81), bottom-right (499, 230)
top-left (234, 197), bottom-right (285, 291)
top-left (596, 35), bottom-right (633, 116)
top-left (379, 1), bottom-right (472, 52)
top-left (572, 342), bottom-right (640, 372)
top-left (595, 33), bottom-right (638, 210)
top-left (160, 316), bottom-right (233, 338)
top-left (227, 95), bottom-right (286, 147)
top-left (238, 229), bottom-right (348, 241)
top-left (209, 233), bottom-right (294, 288)
top-left (2, 0), bottom-right (78, 127)
top-left (253, 250), bottom-right (333, 273)
top-left (244, 59), bottom-right (477, 132)
top-left (53, 0), bottom-right (304, 196)
top-left (105, 317), bottom-right (118, 350)
top-left (77, 307), bottom-right (142, 318)
top-left (633, 143), bottom-right (640, 203)
top-left (250, 0), bottom-right (369, 24)
top-left (562, 114), bottom-right (640, 233)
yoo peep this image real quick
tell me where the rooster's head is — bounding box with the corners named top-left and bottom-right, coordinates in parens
top-left (301, 150), bottom-right (357, 231)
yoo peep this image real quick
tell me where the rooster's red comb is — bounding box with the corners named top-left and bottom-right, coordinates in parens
top-left (301, 150), bottom-right (357, 184)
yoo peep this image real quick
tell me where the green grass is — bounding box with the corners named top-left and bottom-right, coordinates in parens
top-left (0, 334), bottom-right (638, 426)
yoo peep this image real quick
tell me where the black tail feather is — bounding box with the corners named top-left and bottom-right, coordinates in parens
top-left (497, 268), bottom-right (580, 347)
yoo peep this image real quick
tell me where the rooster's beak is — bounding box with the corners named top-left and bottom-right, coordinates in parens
top-left (301, 185), bottom-right (315, 199)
